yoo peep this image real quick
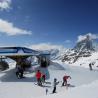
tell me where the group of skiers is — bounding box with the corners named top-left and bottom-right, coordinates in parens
top-left (35, 69), bottom-right (71, 94)
top-left (15, 67), bottom-right (71, 94)
top-left (52, 74), bottom-right (71, 94)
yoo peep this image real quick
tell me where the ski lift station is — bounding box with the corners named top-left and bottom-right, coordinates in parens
top-left (0, 47), bottom-right (50, 71)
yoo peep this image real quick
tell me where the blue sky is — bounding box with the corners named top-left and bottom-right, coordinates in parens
top-left (0, 0), bottom-right (98, 48)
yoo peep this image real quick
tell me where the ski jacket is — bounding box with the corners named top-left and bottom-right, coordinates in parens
top-left (36, 72), bottom-right (42, 79)
top-left (63, 76), bottom-right (71, 81)
top-left (53, 81), bottom-right (59, 87)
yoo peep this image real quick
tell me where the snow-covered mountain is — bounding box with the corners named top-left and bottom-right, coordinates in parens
top-left (39, 35), bottom-right (98, 68)
top-left (30, 35), bottom-right (98, 66)
top-left (43, 35), bottom-right (98, 63)
top-left (39, 41), bottom-right (98, 65)
top-left (36, 47), bottom-right (69, 60)
top-left (48, 48), bottom-right (68, 60)
top-left (62, 35), bottom-right (98, 63)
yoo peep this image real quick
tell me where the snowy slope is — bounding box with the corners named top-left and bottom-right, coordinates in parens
top-left (70, 51), bottom-right (98, 68)
top-left (38, 80), bottom-right (98, 98)
top-left (61, 36), bottom-right (98, 64)
top-left (0, 60), bottom-right (98, 98)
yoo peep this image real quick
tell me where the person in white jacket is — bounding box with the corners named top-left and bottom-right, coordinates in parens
top-left (52, 78), bottom-right (59, 93)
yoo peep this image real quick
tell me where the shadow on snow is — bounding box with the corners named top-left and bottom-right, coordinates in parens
top-left (0, 66), bottom-right (50, 82)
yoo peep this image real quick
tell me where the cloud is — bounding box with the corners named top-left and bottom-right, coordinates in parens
top-left (0, 0), bottom-right (11, 10)
top-left (77, 33), bottom-right (98, 42)
top-left (29, 43), bottom-right (65, 51)
top-left (0, 19), bottom-right (32, 36)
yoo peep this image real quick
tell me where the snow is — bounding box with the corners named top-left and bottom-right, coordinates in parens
top-left (0, 60), bottom-right (98, 98)
top-left (39, 80), bottom-right (98, 98)
top-left (0, 82), bottom-right (46, 98)
top-left (71, 52), bottom-right (98, 69)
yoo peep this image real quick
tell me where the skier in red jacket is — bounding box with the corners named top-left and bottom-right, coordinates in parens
top-left (62, 75), bottom-right (71, 86)
top-left (36, 70), bottom-right (42, 86)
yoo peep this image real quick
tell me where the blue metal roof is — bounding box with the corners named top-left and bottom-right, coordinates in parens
top-left (0, 47), bottom-right (40, 56)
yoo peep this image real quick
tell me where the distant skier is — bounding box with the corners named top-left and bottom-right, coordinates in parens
top-left (89, 63), bottom-right (93, 71)
top-left (52, 78), bottom-right (59, 93)
top-left (62, 75), bottom-right (71, 86)
top-left (35, 70), bottom-right (42, 86)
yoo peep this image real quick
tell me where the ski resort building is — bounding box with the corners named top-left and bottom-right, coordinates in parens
top-left (0, 47), bottom-right (50, 71)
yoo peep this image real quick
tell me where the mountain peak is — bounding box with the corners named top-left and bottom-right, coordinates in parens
top-left (74, 35), bottom-right (94, 52)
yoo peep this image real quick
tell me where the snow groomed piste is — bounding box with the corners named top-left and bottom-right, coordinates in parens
top-left (0, 60), bottom-right (98, 98)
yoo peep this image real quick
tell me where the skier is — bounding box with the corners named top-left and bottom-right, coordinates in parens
top-left (52, 78), bottom-right (59, 93)
top-left (41, 73), bottom-right (46, 84)
top-left (62, 75), bottom-right (71, 86)
top-left (89, 63), bottom-right (93, 70)
top-left (16, 66), bottom-right (24, 79)
top-left (35, 70), bottom-right (42, 86)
